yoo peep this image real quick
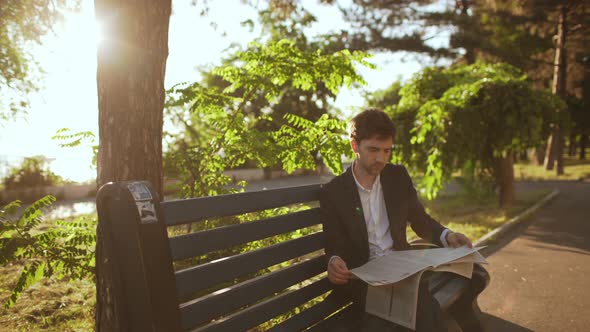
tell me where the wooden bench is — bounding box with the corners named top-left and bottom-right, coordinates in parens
top-left (96, 181), bottom-right (489, 331)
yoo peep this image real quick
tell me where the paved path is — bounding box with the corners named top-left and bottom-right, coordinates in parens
top-left (478, 180), bottom-right (590, 332)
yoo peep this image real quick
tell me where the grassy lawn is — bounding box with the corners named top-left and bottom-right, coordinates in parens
top-left (0, 174), bottom-right (567, 330)
top-left (0, 268), bottom-right (95, 332)
top-left (417, 188), bottom-right (552, 243)
top-left (514, 155), bottom-right (590, 181)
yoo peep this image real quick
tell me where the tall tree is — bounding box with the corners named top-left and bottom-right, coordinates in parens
top-left (336, 0), bottom-right (454, 58)
top-left (333, 0), bottom-right (552, 66)
top-left (94, 0), bottom-right (171, 330)
top-left (578, 56), bottom-right (590, 159)
top-left (540, 0), bottom-right (590, 173)
top-left (177, 2), bottom-right (354, 178)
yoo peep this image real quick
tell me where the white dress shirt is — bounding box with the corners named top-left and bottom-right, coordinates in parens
top-left (352, 171), bottom-right (394, 259)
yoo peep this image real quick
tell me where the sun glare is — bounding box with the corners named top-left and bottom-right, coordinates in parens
top-left (93, 18), bottom-right (106, 46)
top-left (26, 3), bottom-right (101, 183)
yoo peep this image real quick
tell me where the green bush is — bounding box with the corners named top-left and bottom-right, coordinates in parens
top-left (3, 156), bottom-right (64, 190)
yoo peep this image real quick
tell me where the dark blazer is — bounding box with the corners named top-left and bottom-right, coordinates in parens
top-left (320, 163), bottom-right (446, 305)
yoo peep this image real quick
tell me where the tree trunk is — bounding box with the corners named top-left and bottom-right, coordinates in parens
top-left (581, 134), bottom-right (588, 160)
top-left (544, 4), bottom-right (567, 175)
top-left (544, 133), bottom-right (556, 170)
top-left (533, 146), bottom-right (545, 165)
top-left (458, 0), bottom-right (476, 64)
top-left (94, 1), bottom-right (172, 331)
top-left (568, 133), bottom-right (577, 157)
top-left (498, 152), bottom-right (515, 209)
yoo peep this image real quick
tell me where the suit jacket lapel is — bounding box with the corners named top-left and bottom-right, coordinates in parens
top-left (380, 166), bottom-right (407, 248)
top-left (341, 167), bottom-right (369, 253)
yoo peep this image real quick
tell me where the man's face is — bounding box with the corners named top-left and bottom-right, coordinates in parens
top-left (351, 135), bottom-right (393, 176)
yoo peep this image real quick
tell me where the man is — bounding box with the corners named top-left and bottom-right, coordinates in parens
top-left (320, 109), bottom-right (482, 331)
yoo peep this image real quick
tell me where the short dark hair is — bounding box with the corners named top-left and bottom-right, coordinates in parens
top-left (350, 108), bottom-right (396, 143)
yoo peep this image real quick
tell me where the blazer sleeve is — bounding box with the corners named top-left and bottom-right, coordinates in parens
top-left (320, 183), bottom-right (363, 303)
top-left (319, 184), bottom-right (348, 263)
top-left (402, 167), bottom-right (446, 247)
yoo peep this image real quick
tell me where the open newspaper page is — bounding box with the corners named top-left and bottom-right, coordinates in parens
top-left (365, 270), bottom-right (425, 330)
top-left (350, 247), bottom-right (487, 330)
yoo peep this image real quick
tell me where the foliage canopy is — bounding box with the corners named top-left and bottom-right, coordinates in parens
top-left (0, 0), bottom-right (77, 120)
top-left (165, 39), bottom-right (367, 198)
top-left (392, 62), bottom-right (565, 199)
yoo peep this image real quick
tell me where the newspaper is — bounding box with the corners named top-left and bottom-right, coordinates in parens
top-left (350, 246), bottom-right (487, 330)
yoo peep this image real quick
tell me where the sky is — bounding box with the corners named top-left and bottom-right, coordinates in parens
top-left (0, 0), bottom-right (441, 183)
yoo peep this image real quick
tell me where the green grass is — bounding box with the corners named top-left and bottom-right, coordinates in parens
top-left (514, 156), bottom-right (590, 181)
top-left (409, 188), bottom-right (552, 243)
top-left (0, 266), bottom-right (95, 332)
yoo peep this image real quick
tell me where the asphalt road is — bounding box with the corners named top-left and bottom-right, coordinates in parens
top-left (478, 180), bottom-right (590, 332)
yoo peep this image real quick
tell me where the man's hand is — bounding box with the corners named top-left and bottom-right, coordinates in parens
top-left (327, 256), bottom-right (352, 284)
top-left (446, 231), bottom-right (473, 248)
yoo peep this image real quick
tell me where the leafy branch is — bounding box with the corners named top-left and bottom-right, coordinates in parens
top-left (0, 197), bottom-right (96, 308)
top-left (165, 39), bottom-right (370, 200)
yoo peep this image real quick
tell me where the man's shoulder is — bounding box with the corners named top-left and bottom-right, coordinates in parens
top-left (321, 168), bottom-right (350, 193)
top-left (383, 163), bottom-right (409, 177)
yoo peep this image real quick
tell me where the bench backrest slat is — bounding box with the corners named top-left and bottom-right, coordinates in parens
top-left (179, 255), bottom-right (326, 329)
top-left (162, 184), bottom-right (320, 226)
top-left (175, 232), bottom-right (324, 298)
top-left (169, 208), bottom-right (321, 261)
top-left (194, 278), bottom-right (332, 332)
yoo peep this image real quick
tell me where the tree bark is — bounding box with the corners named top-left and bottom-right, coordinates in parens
top-left (568, 133), bottom-right (577, 157)
top-left (532, 147), bottom-right (545, 165)
top-left (544, 133), bottom-right (556, 170)
top-left (581, 134), bottom-right (588, 160)
top-left (544, 4), bottom-right (567, 175)
top-left (94, 1), bottom-right (171, 331)
top-left (498, 152), bottom-right (515, 209)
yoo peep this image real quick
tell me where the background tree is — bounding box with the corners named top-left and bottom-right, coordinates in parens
top-left (365, 80), bottom-right (402, 110)
top-left (530, 0), bottom-right (590, 174)
top-left (335, 0), bottom-right (589, 175)
top-left (216, 5), bottom-right (346, 131)
top-left (167, 2), bottom-right (364, 184)
top-left (2, 156), bottom-right (63, 191)
top-left (165, 39), bottom-right (367, 200)
top-left (329, 0), bottom-right (552, 66)
top-left (574, 56), bottom-right (590, 159)
top-left (94, 1), bottom-right (172, 330)
top-left (394, 62), bottom-right (563, 207)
